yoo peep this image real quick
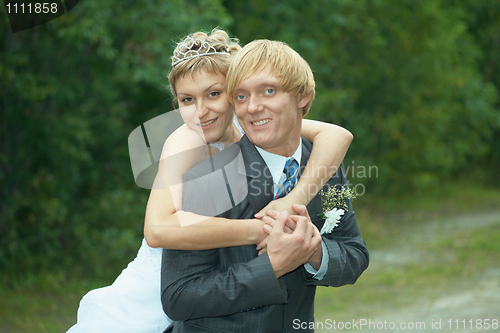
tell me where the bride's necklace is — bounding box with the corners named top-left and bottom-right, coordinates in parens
top-left (207, 124), bottom-right (241, 153)
top-left (208, 142), bottom-right (225, 152)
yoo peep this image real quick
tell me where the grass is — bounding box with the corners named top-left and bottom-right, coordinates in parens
top-left (0, 273), bottom-right (111, 333)
top-left (1, 181), bottom-right (499, 332)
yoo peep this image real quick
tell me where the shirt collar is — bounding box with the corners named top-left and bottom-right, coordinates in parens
top-left (255, 138), bottom-right (302, 185)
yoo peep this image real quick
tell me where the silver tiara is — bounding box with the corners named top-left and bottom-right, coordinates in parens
top-left (172, 37), bottom-right (230, 67)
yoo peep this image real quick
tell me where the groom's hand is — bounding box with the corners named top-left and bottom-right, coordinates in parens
top-left (263, 205), bottom-right (323, 270)
top-left (267, 211), bottom-right (322, 278)
top-left (292, 204), bottom-right (323, 270)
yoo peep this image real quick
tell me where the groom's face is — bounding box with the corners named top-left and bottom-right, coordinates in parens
top-left (232, 66), bottom-right (309, 157)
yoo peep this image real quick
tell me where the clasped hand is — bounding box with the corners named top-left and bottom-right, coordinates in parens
top-left (257, 204), bottom-right (322, 278)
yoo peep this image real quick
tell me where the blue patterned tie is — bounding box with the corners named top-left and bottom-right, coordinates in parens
top-left (275, 158), bottom-right (299, 200)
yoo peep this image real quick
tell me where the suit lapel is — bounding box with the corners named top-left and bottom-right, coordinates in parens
top-left (237, 135), bottom-right (274, 212)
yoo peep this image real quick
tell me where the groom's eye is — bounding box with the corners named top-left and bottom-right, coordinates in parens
top-left (265, 88), bottom-right (275, 95)
top-left (235, 95), bottom-right (246, 101)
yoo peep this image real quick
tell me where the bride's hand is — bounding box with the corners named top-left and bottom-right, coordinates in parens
top-left (254, 196), bottom-right (296, 219)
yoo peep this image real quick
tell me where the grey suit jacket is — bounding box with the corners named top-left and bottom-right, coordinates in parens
top-left (161, 135), bottom-right (369, 333)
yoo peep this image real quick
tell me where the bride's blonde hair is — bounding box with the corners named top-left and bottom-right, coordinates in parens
top-left (168, 29), bottom-right (241, 99)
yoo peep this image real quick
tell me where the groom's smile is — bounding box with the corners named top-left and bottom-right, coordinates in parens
top-left (250, 118), bottom-right (272, 126)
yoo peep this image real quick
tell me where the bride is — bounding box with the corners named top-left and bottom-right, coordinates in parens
top-left (67, 29), bottom-right (353, 332)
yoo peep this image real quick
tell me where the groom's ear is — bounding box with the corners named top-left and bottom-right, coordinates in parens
top-left (298, 92), bottom-right (313, 110)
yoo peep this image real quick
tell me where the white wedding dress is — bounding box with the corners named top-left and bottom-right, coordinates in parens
top-left (67, 117), bottom-right (244, 333)
top-left (66, 238), bottom-right (172, 332)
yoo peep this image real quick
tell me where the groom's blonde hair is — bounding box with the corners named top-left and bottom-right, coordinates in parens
top-left (226, 39), bottom-right (315, 116)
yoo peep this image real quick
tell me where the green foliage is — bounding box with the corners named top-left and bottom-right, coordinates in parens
top-left (1, 0), bottom-right (499, 280)
top-left (447, 0), bottom-right (500, 183)
top-left (0, 0), bottom-right (231, 279)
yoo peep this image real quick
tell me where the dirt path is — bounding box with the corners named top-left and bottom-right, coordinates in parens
top-left (349, 268), bottom-right (500, 333)
top-left (369, 210), bottom-right (500, 269)
top-left (318, 210), bottom-right (500, 333)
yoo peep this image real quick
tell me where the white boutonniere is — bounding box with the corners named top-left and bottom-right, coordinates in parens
top-left (318, 186), bottom-right (356, 235)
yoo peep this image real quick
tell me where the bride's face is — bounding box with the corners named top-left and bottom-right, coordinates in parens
top-left (175, 70), bottom-right (235, 144)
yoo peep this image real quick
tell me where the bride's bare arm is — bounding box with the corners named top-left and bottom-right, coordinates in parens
top-left (144, 125), bottom-right (265, 250)
top-left (256, 119), bottom-right (353, 217)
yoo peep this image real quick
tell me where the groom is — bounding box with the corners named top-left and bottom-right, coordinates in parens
top-left (161, 40), bottom-right (369, 332)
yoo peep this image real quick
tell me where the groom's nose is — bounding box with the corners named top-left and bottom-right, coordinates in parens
top-left (247, 94), bottom-right (263, 114)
